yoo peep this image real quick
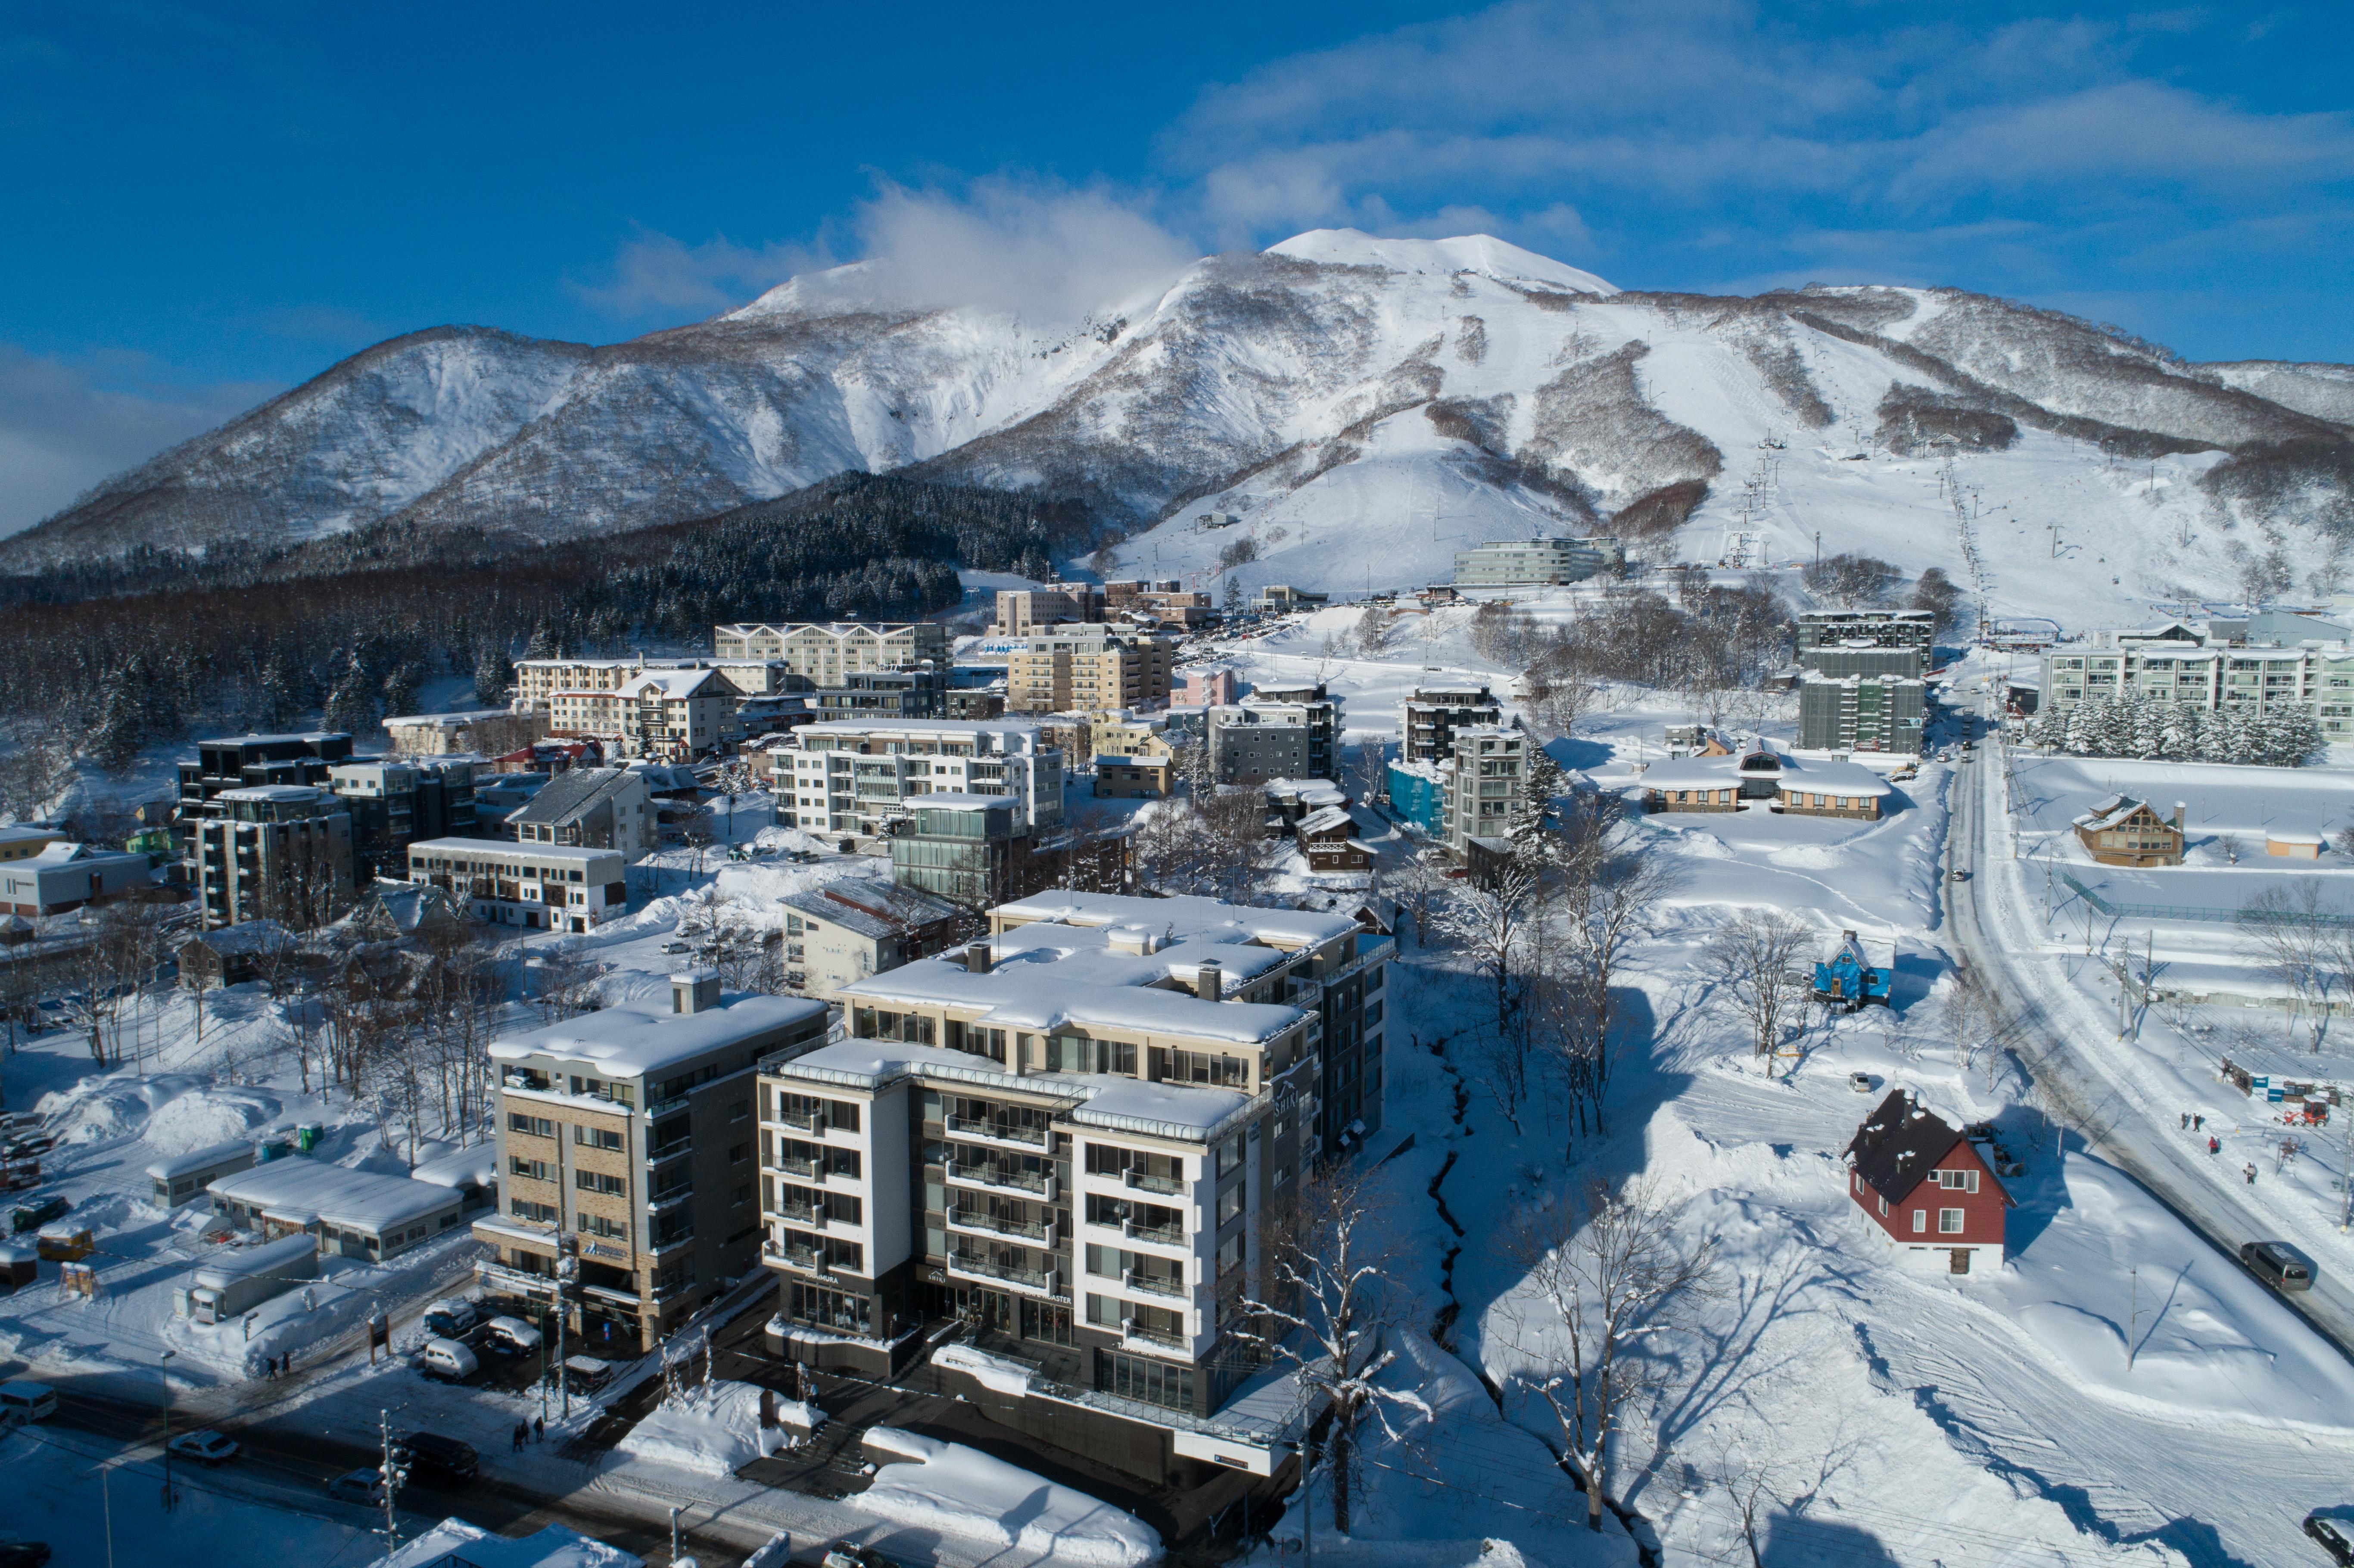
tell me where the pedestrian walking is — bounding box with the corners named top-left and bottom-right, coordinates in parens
top-left (534, 1415), bottom-right (545, 1443)
top-left (2209, 1136), bottom-right (2221, 1154)
top-left (513, 1421), bottom-right (526, 1452)
top-left (264, 1357), bottom-right (276, 1381)
top-left (2180, 1112), bottom-right (2189, 1129)
top-left (2194, 1114), bottom-right (2204, 1132)
top-left (2245, 1163), bottom-right (2258, 1184)
top-left (281, 1353), bottom-right (293, 1378)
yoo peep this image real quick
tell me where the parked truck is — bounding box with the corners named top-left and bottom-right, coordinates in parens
top-left (1814, 929), bottom-right (1894, 1010)
top-left (187, 1234), bottom-right (318, 1323)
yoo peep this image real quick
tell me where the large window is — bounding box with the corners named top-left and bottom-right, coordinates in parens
top-left (786, 1282), bottom-right (869, 1333)
top-left (1106, 1349), bottom-right (1196, 1412)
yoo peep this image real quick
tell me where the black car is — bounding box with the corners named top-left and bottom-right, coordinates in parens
top-left (395, 1430), bottom-right (480, 1486)
top-left (0, 1541), bottom-right (53, 1568)
top-left (2307, 1513), bottom-right (2354, 1567)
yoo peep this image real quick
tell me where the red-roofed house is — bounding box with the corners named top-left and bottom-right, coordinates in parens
top-left (1844, 1090), bottom-right (2013, 1276)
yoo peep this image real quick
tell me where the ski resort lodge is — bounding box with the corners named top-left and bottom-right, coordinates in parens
top-left (1844, 1091), bottom-right (2012, 1276)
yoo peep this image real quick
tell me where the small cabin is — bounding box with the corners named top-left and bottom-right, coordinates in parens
top-left (1814, 930), bottom-right (1893, 1010)
top-left (144, 1139), bottom-right (257, 1208)
top-left (1296, 806), bottom-right (1373, 871)
top-left (1844, 1090), bottom-right (2013, 1275)
top-left (2267, 831), bottom-right (2325, 861)
top-left (2072, 795), bottom-right (2183, 868)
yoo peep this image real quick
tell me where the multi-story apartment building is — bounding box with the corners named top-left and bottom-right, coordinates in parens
top-left (503, 766), bottom-right (652, 863)
top-left (512, 656), bottom-right (795, 714)
top-left (2038, 622), bottom-right (2354, 738)
top-left (1400, 685), bottom-right (1502, 763)
top-left (772, 719), bottom-right (1064, 843)
top-left (753, 893), bottom-right (1389, 1478)
top-left (175, 731), bottom-right (355, 831)
top-left (195, 785), bottom-right (355, 929)
top-left (993, 587), bottom-right (1106, 636)
top-left (778, 882), bottom-right (965, 999)
top-left (1797, 645), bottom-right (1924, 680)
top-left (1795, 611), bottom-right (1935, 678)
top-left (327, 759), bottom-right (478, 882)
top-left (1797, 675), bottom-right (1926, 754)
top-left (544, 668), bottom-right (744, 761)
top-left (1204, 681), bottom-right (1341, 783)
top-left (887, 795), bottom-right (1027, 908)
top-left (382, 709), bottom-right (548, 758)
top-left (403, 838), bottom-right (629, 933)
top-left (1451, 536), bottom-right (1623, 587)
top-left (814, 667), bottom-right (947, 720)
top-left (1104, 580), bottom-right (1213, 631)
top-left (1006, 627), bottom-right (1174, 716)
top-left (713, 623), bottom-right (953, 682)
top-left (1442, 724), bottom-right (1526, 856)
top-left (476, 975), bottom-right (831, 1352)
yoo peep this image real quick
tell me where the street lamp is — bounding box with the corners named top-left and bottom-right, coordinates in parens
top-left (158, 1350), bottom-right (176, 1511)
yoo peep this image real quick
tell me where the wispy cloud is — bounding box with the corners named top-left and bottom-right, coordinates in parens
top-left (0, 345), bottom-right (272, 537)
top-left (573, 227), bottom-right (810, 318)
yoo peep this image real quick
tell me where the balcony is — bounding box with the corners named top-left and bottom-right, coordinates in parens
top-left (645, 1093), bottom-right (691, 1118)
top-left (947, 1114), bottom-right (1049, 1149)
top-left (1120, 1317), bottom-right (1188, 1352)
top-left (1123, 1269), bottom-right (1186, 1299)
top-left (645, 1140), bottom-right (691, 1168)
top-left (1120, 1167), bottom-right (1184, 1197)
top-left (948, 1251), bottom-right (1065, 1300)
top-left (648, 1229), bottom-right (694, 1256)
top-left (772, 1106), bottom-right (824, 1133)
top-left (579, 1281), bottom-right (644, 1309)
top-left (948, 1207), bottom-right (1048, 1242)
top-left (772, 1201), bottom-right (821, 1227)
top-left (1123, 1218), bottom-right (1184, 1247)
top-left (762, 1239), bottom-right (829, 1276)
top-left (475, 1260), bottom-right (560, 1300)
top-left (947, 1160), bottom-right (1054, 1200)
top-left (646, 1184), bottom-right (693, 1213)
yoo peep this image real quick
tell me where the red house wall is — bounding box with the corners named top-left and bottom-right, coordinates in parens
top-left (1851, 1140), bottom-right (2008, 1248)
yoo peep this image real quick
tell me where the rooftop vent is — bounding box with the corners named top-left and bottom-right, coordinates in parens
top-left (1196, 959), bottom-right (1223, 1003)
top-left (965, 940), bottom-right (993, 975)
top-left (670, 970), bottom-right (721, 1015)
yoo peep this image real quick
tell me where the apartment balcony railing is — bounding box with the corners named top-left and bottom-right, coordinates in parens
top-left (1123, 1218), bottom-right (1184, 1246)
top-left (948, 1251), bottom-right (1065, 1299)
top-left (645, 1092), bottom-right (691, 1118)
top-left (1120, 1317), bottom-right (1188, 1351)
top-left (475, 1260), bottom-right (560, 1299)
top-left (948, 1207), bottom-right (1048, 1243)
top-left (646, 1185), bottom-right (693, 1213)
top-left (763, 1240), bottom-right (829, 1276)
top-left (947, 1114), bottom-right (1048, 1149)
top-left (774, 1153), bottom-right (825, 1180)
top-left (645, 1140), bottom-right (692, 1167)
top-left (1123, 1269), bottom-right (1186, 1299)
top-left (772, 1107), bottom-right (824, 1133)
top-left (946, 1160), bottom-right (1054, 1200)
top-left (1120, 1167), bottom-right (1184, 1197)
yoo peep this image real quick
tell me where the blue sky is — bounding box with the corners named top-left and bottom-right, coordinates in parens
top-left (2, 0), bottom-right (2350, 531)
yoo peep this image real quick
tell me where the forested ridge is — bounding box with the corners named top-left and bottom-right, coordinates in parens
top-left (0, 472), bottom-right (1094, 782)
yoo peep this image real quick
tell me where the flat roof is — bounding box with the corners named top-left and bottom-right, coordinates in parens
top-left (995, 891), bottom-right (1359, 949)
top-left (208, 1162), bottom-right (462, 1233)
top-left (144, 1139), bottom-right (256, 1181)
top-left (839, 954), bottom-right (1306, 1045)
top-left (410, 1142), bottom-right (499, 1189)
top-left (216, 785), bottom-right (331, 803)
top-left (408, 837), bottom-right (623, 862)
top-left (775, 1037), bottom-right (1258, 1141)
top-left (489, 992), bottom-right (828, 1078)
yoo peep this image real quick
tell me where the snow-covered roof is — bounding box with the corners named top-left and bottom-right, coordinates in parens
top-left (26, 842), bottom-right (146, 866)
top-left (617, 667), bottom-right (735, 700)
top-left (2073, 793), bottom-right (2169, 832)
top-left (838, 955), bottom-right (1307, 1045)
top-left (383, 709), bottom-right (516, 728)
top-left (488, 992), bottom-right (828, 1077)
top-left (0, 825), bottom-right (58, 846)
top-left (994, 890), bottom-right (1358, 949)
top-left (800, 716), bottom-right (1040, 737)
top-left (207, 1161), bottom-right (462, 1234)
top-left (408, 837), bottom-right (621, 864)
top-left (190, 1233), bottom-right (318, 1288)
top-left (1295, 805), bottom-right (1354, 837)
top-left (383, 1518), bottom-right (641, 1568)
top-left (506, 767), bottom-right (639, 826)
top-left (1638, 750), bottom-right (1893, 796)
top-left (905, 792), bottom-right (1015, 809)
top-left (177, 918), bottom-right (293, 955)
top-left (409, 1142), bottom-right (499, 1190)
top-left (144, 1139), bottom-right (257, 1181)
top-left (215, 784), bottom-right (331, 803)
top-left (1264, 777), bottom-right (1347, 806)
top-left (197, 731), bottom-right (349, 746)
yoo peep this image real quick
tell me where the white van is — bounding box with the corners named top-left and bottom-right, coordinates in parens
top-left (0, 1378), bottom-right (58, 1425)
top-left (419, 1338), bottom-right (479, 1382)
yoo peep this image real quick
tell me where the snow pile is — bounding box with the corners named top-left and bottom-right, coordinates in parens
top-left (384, 1517), bottom-right (642, 1568)
top-left (855, 1427), bottom-right (1161, 1567)
top-left (934, 1341), bottom-right (1036, 1396)
top-left (39, 1072), bottom-right (212, 1143)
top-left (143, 1085), bottom-right (283, 1154)
top-left (612, 1378), bottom-right (789, 1478)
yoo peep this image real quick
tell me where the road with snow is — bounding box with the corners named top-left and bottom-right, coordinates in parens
top-left (1946, 706), bottom-right (2354, 1363)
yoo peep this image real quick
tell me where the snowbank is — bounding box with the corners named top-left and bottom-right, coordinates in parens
top-left (856, 1427), bottom-right (1161, 1567)
top-left (613, 1379), bottom-right (791, 1478)
top-left (385, 1517), bottom-right (642, 1568)
top-left (934, 1341), bottom-right (1036, 1396)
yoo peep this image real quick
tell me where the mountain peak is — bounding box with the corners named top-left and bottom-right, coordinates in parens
top-left (1264, 228), bottom-right (1616, 296)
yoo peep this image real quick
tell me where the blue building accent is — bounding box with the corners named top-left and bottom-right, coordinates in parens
top-left (1385, 762), bottom-right (1447, 837)
top-left (1814, 928), bottom-right (1892, 1009)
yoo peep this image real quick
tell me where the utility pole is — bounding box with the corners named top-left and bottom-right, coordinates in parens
top-left (380, 1409), bottom-right (404, 1554)
top-left (158, 1350), bottom-right (176, 1512)
top-left (2128, 1266), bottom-right (2140, 1368)
top-left (670, 1505), bottom-right (683, 1562)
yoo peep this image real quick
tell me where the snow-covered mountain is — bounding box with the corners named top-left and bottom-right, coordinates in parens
top-left (16, 228), bottom-right (2351, 629)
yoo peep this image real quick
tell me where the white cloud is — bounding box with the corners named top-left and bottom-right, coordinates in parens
top-left (0, 345), bottom-right (271, 538)
top-left (574, 227), bottom-right (810, 318)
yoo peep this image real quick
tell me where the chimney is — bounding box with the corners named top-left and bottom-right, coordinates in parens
top-left (2173, 801), bottom-right (2186, 831)
top-left (1196, 959), bottom-right (1223, 1003)
top-left (965, 940), bottom-right (993, 975)
top-left (670, 969), bottom-right (721, 1015)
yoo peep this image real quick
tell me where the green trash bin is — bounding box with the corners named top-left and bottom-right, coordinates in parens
top-left (293, 1124), bottom-right (321, 1153)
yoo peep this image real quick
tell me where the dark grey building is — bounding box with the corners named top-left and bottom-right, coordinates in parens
top-left (1798, 674), bottom-right (1926, 754)
top-left (1798, 645), bottom-right (1925, 680)
top-left (1795, 611), bottom-right (1935, 678)
top-left (1400, 685), bottom-right (1502, 763)
top-left (816, 666), bottom-right (947, 720)
top-left (1206, 710), bottom-right (1311, 784)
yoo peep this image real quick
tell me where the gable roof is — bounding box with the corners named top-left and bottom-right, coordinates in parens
top-left (508, 767), bottom-right (641, 827)
top-left (1844, 1090), bottom-right (1965, 1204)
top-left (2072, 793), bottom-right (2172, 834)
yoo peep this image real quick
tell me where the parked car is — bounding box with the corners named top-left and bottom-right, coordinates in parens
top-left (483, 1316), bottom-right (543, 1356)
top-left (0, 1380), bottom-right (57, 1426)
top-left (418, 1338), bottom-right (480, 1383)
top-left (324, 1468), bottom-right (386, 1505)
top-left (659, 940), bottom-right (691, 955)
top-left (2241, 1240), bottom-right (2315, 1292)
top-left (561, 1355), bottom-right (616, 1391)
top-left (395, 1430), bottom-right (480, 1486)
top-left (1948, 868), bottom-right (1969, 881)
top-left (822, 1543), bottom-right (899, 1568)
top-left (1848, 1072), bottom-right (1874, 1094)
top-left (420, 1297), bottom-right (480, 1340)
top-left (2307, 1514), bottom-right (2354, 1567)
top-left (167, 1429), bottom-right (240, 1465)
top-left (8, 1195), bottom-right (66, 1235)
top-left (0, 1540), bottom-right (53, 1568)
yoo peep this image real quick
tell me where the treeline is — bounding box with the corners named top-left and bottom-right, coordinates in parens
top-left (2027, 692), bottom-right (2323, 768)
top-left (0, 472), bottom-right (1095, 777)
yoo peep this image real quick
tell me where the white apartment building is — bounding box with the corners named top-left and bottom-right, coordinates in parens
top-left (546, 668), bottom-right (743, 760)
top-left (754, 892), bottom-right (1389, 1479)
top-left (713, 622), bottom-right (953, 682)
top-left (2040, 622), bottom-right (2354, 738)
top-left (1443, 724), bottom-right (1526, 854)
top-left (772, 719), bottom-right (1065, 843)
top-left (404, 838), bottom-right (629, 933)
top-left (513, 656), bottom-right (792, 714)
top-left (1451, 536), bottom-right (1624, 587)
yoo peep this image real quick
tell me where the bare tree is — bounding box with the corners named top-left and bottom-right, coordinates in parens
top-left (532, 938), bottom-right (605, 1023)
top-left (1498, 1178), bottom-right (1717, 1534)
top-left (1702, 910), bottom-right (1814, 1069)
top-left (2240, 882), bottom-right (2347, 1049)
top-left (1943, 965), bottom-right (2026, 1089)
top-left (1540, 796), bottom-right (1683, 1141)
top-left (1239, 1164), bottom-right (1408, 1537)
top-left (1432, 854), bottom-right (1541, 1033)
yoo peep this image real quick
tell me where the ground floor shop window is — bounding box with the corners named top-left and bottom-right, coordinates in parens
top-left (788, 1282), bottom-right (869, 1334)
top-left (1102, 1348), bottom-right (1195, 1412)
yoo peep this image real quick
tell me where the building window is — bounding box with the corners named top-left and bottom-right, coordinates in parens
top-left (1938, 1208), bottom-right (1964, 1234)
top-left (1911, 1209), bottom-right (1927, 1233)
top-left (572, 1125), bottom-right (623, 1151)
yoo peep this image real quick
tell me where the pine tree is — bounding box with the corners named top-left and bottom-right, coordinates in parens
top-left (380, 665), bottom-right (417, 721)
top-left (322, 654), bottom-right (377, 736)
top-left (473, 644), bottom-right (515, 707)
top-left (89, 656), bottom-right (153, 772)
top-left (1511, 742), bottom-right (1566, 865)
top-left (255, 661), bottom-right (296, 731)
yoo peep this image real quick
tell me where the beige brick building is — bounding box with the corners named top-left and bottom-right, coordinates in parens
top-left (1007, 627), bottom-right (1174, 715)
top-left (713, 622), bottom-right (951, 682)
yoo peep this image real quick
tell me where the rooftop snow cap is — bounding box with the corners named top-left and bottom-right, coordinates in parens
top-left (1196, 959), bottom-right (1223, 1003)
top-left (671, 970), bottom-right (721, 1015)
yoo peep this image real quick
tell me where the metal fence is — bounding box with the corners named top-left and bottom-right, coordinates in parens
top-left (2059, 871), bottom-right (2354, 929)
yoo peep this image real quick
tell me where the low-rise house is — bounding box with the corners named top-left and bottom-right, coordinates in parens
top-left (503, 766), bottom-right (653, 863)
top-left (0, 825), bottom-right (62, 863)
top-left (1844, 1090), bottom-right (2012, 1276)
top-left (780, 882), bottom-right (966, 999)
top-left (175, 919), bottom-right (296, 989)
top-left (2072, 795), bottom-right (2185, 867)
top-left (0, 842), bottom-right (150, 917)
top-left (1295, 806), bottom-right (1372, 872)
top-left (1264, 777), bottom-right (1346, 832)
top-left (403, 838), bottom-right (629, 933)
top-left (1638, 745), bottom-right (1893, 821)
top-left (208, 1161), bottom-right (467, 1260)
top-left (476, 975), bottom-right (830, 1351)
top-left (1094, 754), bottom-right (1174, 799)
